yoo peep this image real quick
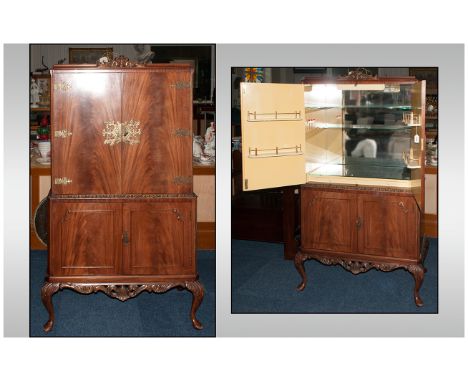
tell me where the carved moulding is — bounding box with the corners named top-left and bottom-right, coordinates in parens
top-left (294, 250), bottom-right (426, 307)
top-left (41, 280), bottom-right (204, 332)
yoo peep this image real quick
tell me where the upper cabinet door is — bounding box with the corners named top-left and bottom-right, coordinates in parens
top-left (240, 83), bottom-right (306, 191)
top-left (52, 72), bottom-right (122, 195)
top-left (410, 80), bottom-right (426, 213)
top-left (121, 69), bottom-right (193, 194)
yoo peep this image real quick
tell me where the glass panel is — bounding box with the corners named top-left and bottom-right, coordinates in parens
top-left (304, 83), bottom-right (423, 181)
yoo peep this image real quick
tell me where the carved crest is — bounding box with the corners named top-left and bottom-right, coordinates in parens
top-left (97, 53), bottom-right (142, 68)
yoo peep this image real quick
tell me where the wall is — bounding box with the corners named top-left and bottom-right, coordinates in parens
top-left (30, 44), bottom-right (137, 72)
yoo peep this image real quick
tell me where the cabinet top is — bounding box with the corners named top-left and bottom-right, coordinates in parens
top-left (51, 63), bottom-right (193, 73)
top-left (302, 76), bottom-right (419, 85)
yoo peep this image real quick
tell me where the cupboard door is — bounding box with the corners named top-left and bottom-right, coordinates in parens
top-left (301, 188), bottom-right (357, 253)
top-left (121, 69), bottom-right (193, 194)
top-left (240, 83), bottom-right (306, 191)
top-left (358, 195), bottom-right (419, 259)
top-left (51, 72), bottom-right (122, 194)
top-left (122, 200), bottom-right (196, 276)
top-left (49, 201), bottom-right (122, 276)
top-left (410, 80), bottom-right (426, 213)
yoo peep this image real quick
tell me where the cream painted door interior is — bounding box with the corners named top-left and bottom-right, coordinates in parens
top-left (240, 83), bottom-right (306, 191)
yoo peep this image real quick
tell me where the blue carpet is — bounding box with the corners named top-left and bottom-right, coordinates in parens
top-left (30, 250), bottom-right (215, 336)
top-left (232, 239), bottom-right (438, 313)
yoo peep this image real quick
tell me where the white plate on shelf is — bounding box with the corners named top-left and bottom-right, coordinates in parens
top-left (36, 157), bottom-right (51, 164)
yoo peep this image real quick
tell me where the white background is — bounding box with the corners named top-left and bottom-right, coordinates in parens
top-left (1, 0), bottom-right (467, 381)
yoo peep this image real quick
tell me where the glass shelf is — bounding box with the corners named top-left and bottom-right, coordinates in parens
top-left (306, 158), bottom-right (415, 180)
top-left (306, 105), bottom-right (420, 110)
top-left (306, 124), bottom-right (421, 130)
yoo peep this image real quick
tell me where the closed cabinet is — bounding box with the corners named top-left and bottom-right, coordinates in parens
top-left (301, 187), bottom-right (419, 260)
top-left (301, 189), bottom-right (357, 253)
top-left (358, 194), bottom-right (419, 259)
top-left (49, 201), bottom-right (123, 276)
top-left (52, 72), bottom-right (122, 195)
top-left (52, 69), bottom-right (192, 195)
top-left (123, 201), bottom-right (195, 275)
top-left (49, 199), bottom-right (195, 277)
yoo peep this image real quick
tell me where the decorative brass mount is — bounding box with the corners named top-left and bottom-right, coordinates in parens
top-left (102, 120), bottom-right (141, 145)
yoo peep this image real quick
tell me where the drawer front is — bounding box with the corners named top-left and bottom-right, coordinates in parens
top-left (49, 200), bottom-right (122, 276)
top-left (122, 199), bottom-right (196, 276)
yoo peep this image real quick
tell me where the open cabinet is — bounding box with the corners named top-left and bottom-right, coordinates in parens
top-left (240, 76), bottom-right (428, 307)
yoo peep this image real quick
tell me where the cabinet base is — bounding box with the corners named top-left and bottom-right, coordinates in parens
top-left (294, 239), bottom-right (429, 307)
top-left (41, 280), bottom-right (205, 332)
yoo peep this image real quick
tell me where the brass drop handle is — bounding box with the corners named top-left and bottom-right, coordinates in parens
top-left (398, 202), bottom-right (409, 214)
top-left (122, 231), bottom-right (130, 245)
top-left (356, 217), bottom-right (362, 229)
top-left (172, 209), bottom-right (183, 221)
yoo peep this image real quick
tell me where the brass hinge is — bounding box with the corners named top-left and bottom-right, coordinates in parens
top-left (54, 81), bottom-right (71, 91)
top-left (173, 176), bottom-right (192, 185)
top-left (174, 129), bottom-right (191, 137)
top-left (54, 129), bottom-right (73, 138)
top-left (54, 177), bottom-right (72, 185)
top-left (169, 81), bottom-right (191, 89)
top-left (244, 179), bottom-right (248, 190)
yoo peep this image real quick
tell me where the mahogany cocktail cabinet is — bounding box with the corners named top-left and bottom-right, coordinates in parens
top-left (41, 57), bottom-right (204, 332)
top-left (240, 73), bottom-right (429, 307)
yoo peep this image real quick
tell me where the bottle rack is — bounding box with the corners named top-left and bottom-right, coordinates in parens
top-left (248, 145), bottom-right (303, 158)
top-left (247, 111), bottom-right (302, 122)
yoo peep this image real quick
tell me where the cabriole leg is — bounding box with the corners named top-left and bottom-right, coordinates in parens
top-left (185, 281), bottom-right (204, 330)
top-left (408, 264), bottom-right (425, 307)
top-left (294, 252), bottom-right (308, 291)
top-left (41, 282), bottom-right (60, 332)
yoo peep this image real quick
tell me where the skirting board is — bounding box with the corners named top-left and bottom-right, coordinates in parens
top-left (197, 222), bottom-right (215, 250)
top-left (423, 213), bottom-right (438, 238)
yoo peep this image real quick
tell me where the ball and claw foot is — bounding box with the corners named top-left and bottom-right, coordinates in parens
top-left (294, 252), bottom-right (307, 292)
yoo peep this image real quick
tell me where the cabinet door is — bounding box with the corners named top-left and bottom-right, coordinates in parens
top-left (121, 69), bottom-right (193, 194)
top-left (122, 200), bottom-right (196, 276)
top-left (51, 72), bottom-right (122, 194)
top-left (358, 194), bottom-right (419, 259)
top-left (49, 201), bottom-right (122, 276)
top-left (240, 83), bottom-right (306, 191)
top-left (301, 188), bottom-right (357, 253)
top-left (410, 80), bottom-right (426, 213)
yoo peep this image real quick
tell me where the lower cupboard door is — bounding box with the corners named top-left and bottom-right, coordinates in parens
top-left (122, 201), bottom-right (196, 276)
top-left (49, 201), bottom-right (122, 276)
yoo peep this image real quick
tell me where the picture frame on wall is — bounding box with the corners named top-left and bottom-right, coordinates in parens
top-left (32, 74), bottom-right (51, 107)
top-left (409, 67), bottom-right (438, 94)
top-left (69, 47), bottom-right (112, 64)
